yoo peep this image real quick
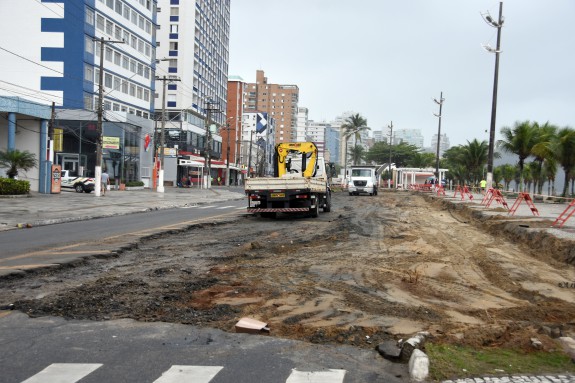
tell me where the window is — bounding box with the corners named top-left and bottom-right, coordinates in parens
top-left (84, 94), bottom-right (93, 110)
top-left (170, 7), bottom-right (179, 16)
top-left (129, 84), bottom-right (136, 96)
top-left (131, 36), bottom-right (137, 49)
top-left (106, 20), bottom-right (113, 35)
top-left (85, 8), bottom-right (94, 25)
top-left (113, 77), bottom-right (121, 91)
top-left (123, 30), bottom-right (129, 43)
top-left (114, 51), bottom-right (121, 65)
top-left (131, 9), bottom-right (137, 25)
top-left (84, 65), bottom-right (93, 81)
top-left (137, 63), bottom-right (143, 76)
top-left (138, 39), bottom-right (144, 53)
top-left (137, 86), bottom-right (143, 99)
top-left (144, 89), bottom-right (150, 101)
top-left (85, 36), bottom-right (94, 54)
top-left (104, 100), bottom-right (111, 110)
top-left (144, 67), bottom-right (150, 79)
top-left (169, 42), bottom-right (178, 50)
top-left (145, 21), bottom-right (151, 33)
top-left (138, 15), bottom-right (144, 30)
top-left (96, 15), bottom-right (105, 31)
top-left (105, 47), bottom-right (112, 61)
top-left (106, 0), bottom-right (113, 8)
top-left (104, 73), bottom-right (112, 88)
top-left (115, 0), bottom-right (122, 14)
top-left (123, 5), bottom-right (130, 19)
top-left (121, 80), bottom-right (128, 93)
top-left (113, 103), bottom-right (120, 111)
top-left (144, 44), bottom-right (150, 57)
top-left (170, 24), bottom-right (178, 33)
top-left (122, 56), bottom-right (129, 69)
top-left (130, 59), bottom-right (136, 73)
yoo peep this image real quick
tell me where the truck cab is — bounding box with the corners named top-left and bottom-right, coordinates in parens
top-left (348, 167), bottom-right (378, 196)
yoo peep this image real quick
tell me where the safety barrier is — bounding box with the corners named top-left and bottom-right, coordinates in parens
top-left (552, 198), bottom-right (575, 228)
top-left (481, 188), bottom-right (509, 210)
top-left (453, 185), bottom-right (474, 200)
top-left (508, 192), bottom-right (539, 216)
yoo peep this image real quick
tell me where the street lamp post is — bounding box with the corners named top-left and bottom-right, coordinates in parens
top-left (94, 37), bottom-right (123, 197)
top-left (388, 121), bottom-right (393, 188)
top-left (482, 2), bottom-right (504, 190)
top-left (247, 130), bottom-right (254, 178)
top-left (433, 92), bottom-right (445, 182)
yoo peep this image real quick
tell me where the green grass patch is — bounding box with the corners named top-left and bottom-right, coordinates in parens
top-left (426, 342), bottom-right (575, 382)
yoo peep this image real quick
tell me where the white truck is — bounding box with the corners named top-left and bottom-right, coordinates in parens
top-left (347, 166), bottom-right (379, 196)
top-left (245, 142), bottom-right (331, 218)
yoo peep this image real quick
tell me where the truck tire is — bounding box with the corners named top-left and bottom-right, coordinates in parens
top-left (310, 196), bottom-right (319, 218)
top-left (75, 184), bottom-right (84, 193)
top-left (323, 193), bottom-right (331, 212)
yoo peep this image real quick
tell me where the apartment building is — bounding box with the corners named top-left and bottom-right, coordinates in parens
top-left (243, 70), bottom-right (299, 144)
top-left (394, 129), bottom-right (424, 148)
top-left (0, 0), bottom-right (157, 188)
top-left (155, 0), bottom-right (231, 185)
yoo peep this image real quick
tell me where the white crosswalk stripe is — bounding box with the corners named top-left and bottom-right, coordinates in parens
top-left (286, 369), bottom-right (346, 383)
top-left (235, 207), bottom-right (247, 210)
top-left (197, 205), bottom-right (216, 209)
top-left (19, 363), bottom-right (347, 382)
top-left (215, 206), bottom-right (235, 209)
top-left (152, 365), bottom-right (223, 383)
top-left (21, 363), bottom-right (103, 383)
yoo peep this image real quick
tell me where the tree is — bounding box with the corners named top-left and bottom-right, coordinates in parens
top-left (0, 149), bottom-right (38, 179)
top-left (498, 164), bottom-right (516, 191)
top-left (365, 141), bottom-right (419, 168)
top-left (407, 152), bottom-right (435, 168)
top-left (341, 113), bottom-right (369, 148)
top-left (544, 157), bottom-right (558, 196)
top-left (461, 139), bottom-right (488, 185)
top-left (554, 127), bottom-right (575, 197)
top-left (497, 120), bottom-right (539, 192)
top-left (531, 122), bottom-right (557, 195)
top-left (349, 145), bottom-right (366, 165)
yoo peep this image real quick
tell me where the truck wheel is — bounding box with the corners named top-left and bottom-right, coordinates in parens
top-left (75, 184), bottom-right (84, 193)
top-left (310, 197), bottom-right (319, 218)
top-left (348, 192), bottom-right (353, 196)
top-left (323, 193), bottom-right (331, 212)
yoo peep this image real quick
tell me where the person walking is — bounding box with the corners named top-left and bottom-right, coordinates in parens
top-left (480, 178), bottom-right (487, 194)
top-left (101, 170), bottom-right (110, 196)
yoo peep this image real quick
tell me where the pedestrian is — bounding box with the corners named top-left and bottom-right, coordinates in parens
top-left (101, 170), bottom-right (110, 196)
top-left (480, 179), bottom-right (487, 194)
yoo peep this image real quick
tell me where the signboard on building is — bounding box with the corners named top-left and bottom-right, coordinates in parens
top-left (103, 136), bottom-right (120, 149)
top-left (53, 128), bottom-right (63, 152)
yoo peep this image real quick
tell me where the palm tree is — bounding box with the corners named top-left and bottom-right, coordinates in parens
top-left (497, 120), bottom-right (539, 192)
top-left (349, 145), bottom-right (366, 165)
top-left (544, 157), bottom-right (558, 196)
top-left (408, 152), bottom-right (436, 168)
top-left (499, 164), bottom-right (516, 191)
top-left (531, 122), bottom-right (557, 195)
top-left (0, 149), bottom-right (38, 179)
top-left (554, 127), bottom-right (575, 197)
top-left (461, 139), bottom-right (488, 186)
top-left (341, 113), bottom-right (369, 149)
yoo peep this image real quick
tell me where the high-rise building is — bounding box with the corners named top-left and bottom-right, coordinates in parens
top-left (431, 133), bottom-right (451, 156)
top-left (295, 107), bottom-right (309, 142)
top-left (393, 129), bottom-right (424, 148)
top-left (0, 0), bottom-right (157, 188)
top-left (243, 70), bottom-right (299, 143)
top-left (226, 76), bottom-right (245, 166)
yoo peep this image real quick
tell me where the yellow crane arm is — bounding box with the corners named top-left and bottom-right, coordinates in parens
top-left (274, 142), bottom-right (318, 178)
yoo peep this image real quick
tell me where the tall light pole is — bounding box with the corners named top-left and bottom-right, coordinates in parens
top-left (482, 2), bottom-right (504, 189)
top-left (388, 121), bottom-right (393, 188)
top-left (94, 37), bottom-right (123, 197)
top-left (204, 99), bottom-right (220, 188)
top-left (433, 92), bottom-right (445, 182)
top-left (247, 130), bottom-right (254, 178)
top-left (223, 116), bottom-right (234, 186)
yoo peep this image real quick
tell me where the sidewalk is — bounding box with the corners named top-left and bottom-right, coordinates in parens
top-left (0, 186), bottom-right (246, 232)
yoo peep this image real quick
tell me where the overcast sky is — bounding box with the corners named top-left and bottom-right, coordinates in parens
top-left (228, 0), bottom-right (575, 147)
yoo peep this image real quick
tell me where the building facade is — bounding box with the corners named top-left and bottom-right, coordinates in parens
top-left (243, 70), bottom-right (299, 144)
top-left (393, 129), bottom-right (424, 148)
top-left (0, 0), bottom-right (157, 190)
top-left (430, 133), bottom-right (451, 156)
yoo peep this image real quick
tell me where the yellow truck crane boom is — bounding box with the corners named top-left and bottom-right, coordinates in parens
top-left (274, 142), bottom-right (318, 178)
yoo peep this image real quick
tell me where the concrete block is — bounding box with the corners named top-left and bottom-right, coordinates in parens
top-left (408, 349), bottom-right (429, 382)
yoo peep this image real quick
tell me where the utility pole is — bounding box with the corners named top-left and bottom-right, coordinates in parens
top-left (225, 123), bottom-right (231, 186)
top-left (204, 99), bottom-right (220, 188)
top-left (155, 75), bottom-right (180, 193)
top-left (483, 2), bottom-right (504, 190)
top-left (433, 92), bottom-right (445, 183)
top-left (388, 121), bottom-right (393, 188)
top-left (247, 130), bottom-right (254, 178)
top-left (94, 37), bottom-right (123, 197)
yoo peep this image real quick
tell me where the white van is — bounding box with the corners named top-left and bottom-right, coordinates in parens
top-left (348, 167), bottom-right (378, 196)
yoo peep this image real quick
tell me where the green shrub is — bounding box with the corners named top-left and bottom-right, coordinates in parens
top-left (125, 181), bottom-right (144, 187)
top-left (0, 177), bottom-right (30, 195)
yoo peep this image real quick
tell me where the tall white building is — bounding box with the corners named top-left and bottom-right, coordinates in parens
top-left (431, 133), bottom-right (450, 156)
top-left (393, 129), bottom-right (424, 148)
top-left (295, 107), bottom-right (308, 142)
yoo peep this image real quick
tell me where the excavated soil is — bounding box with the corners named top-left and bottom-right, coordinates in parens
top-left (2, 191), bottom-right (575, 352)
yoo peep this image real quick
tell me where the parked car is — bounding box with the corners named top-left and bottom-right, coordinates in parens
top-left (61, 170), bottom-right (95, 193)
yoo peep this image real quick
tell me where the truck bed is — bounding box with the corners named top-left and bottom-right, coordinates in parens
top-left (245, 176), bottom-right (327, 193)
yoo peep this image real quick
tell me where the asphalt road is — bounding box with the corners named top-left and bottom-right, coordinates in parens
top-left (0, 199), bottom-right (247, 273)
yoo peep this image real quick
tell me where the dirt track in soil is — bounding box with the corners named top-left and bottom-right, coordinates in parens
top-left (2, 191), bottom-right (575, 351)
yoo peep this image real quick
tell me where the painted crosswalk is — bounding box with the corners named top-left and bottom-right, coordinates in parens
top-left (20, 364), bottom-right (347, 382)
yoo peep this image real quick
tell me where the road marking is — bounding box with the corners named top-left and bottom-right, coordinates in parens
top-left (286, 369), bottom-right (346, 383)
top-left (197, 205), bottom-right (216, 209)
top-left (152, 365), bottom-right (223, 383)
top-left (215, 206), bottom-right (235, 209)
top-left (22, 363), bottom-right (103, 383)
top-left (235, 206), bottom-right (247, 210)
